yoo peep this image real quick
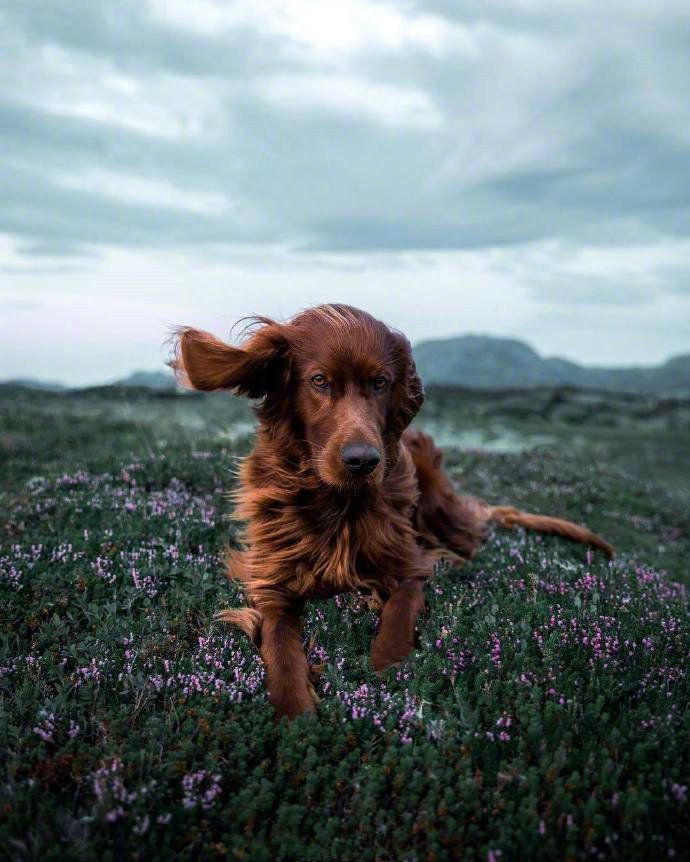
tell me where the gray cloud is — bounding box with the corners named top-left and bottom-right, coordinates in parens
top-left (3, 0), bottom-right (278, 78)
top-left (1, 0), bottom-right (689, 386)
top-left (2, 0), bottom-right (689, 264)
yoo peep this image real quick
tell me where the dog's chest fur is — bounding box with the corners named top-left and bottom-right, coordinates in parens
top-left (233, 442), bottom-right (423, 599)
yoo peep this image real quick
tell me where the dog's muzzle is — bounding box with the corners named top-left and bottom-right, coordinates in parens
top-left (340, 443), bottom-right (381, 476)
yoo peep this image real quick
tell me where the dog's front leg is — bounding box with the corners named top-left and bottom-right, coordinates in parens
top-left (259, 604), bottom-right (317, 721)
top-left (369, 577), bottom-right (426, 673)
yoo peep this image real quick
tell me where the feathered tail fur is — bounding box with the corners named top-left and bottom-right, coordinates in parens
top-left (487, 505), bottom-right (613, 557)
top-left (404, 429), bottom-right (614, 562)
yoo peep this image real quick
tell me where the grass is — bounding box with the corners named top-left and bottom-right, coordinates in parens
top-left (1, 385), bottom-right (688, 861)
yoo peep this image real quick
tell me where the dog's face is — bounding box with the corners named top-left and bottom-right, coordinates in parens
top-left (172, 304), bottom-right (424, 490)
top-left (289, 306), bottom-right (410, 488)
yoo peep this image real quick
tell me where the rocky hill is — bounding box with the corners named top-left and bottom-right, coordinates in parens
top-left (413, 335), bottom-right (690, 394)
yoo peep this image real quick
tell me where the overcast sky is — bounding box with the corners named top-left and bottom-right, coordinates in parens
top-left (2, 0), bottom-right (689, 384)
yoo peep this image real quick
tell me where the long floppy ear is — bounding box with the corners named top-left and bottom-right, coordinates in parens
top-left (388, 332), bottom-right (425, 438)
top-left (169, 320), bottom-right (289, 398)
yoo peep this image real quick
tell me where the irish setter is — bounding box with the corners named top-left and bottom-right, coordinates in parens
top-left (171, 304), bottom-right (613, 720)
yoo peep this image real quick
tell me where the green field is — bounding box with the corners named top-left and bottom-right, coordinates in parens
top-left (1, 384), bottom-right (688, 860)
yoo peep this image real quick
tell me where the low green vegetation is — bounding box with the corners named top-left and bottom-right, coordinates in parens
top-left (1, 385), bottom-right (688, 860)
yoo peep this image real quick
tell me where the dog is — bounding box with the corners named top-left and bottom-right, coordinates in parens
top-left (171, 304), bottom-right (613, 720)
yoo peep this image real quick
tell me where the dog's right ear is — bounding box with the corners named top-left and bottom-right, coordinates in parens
top-left (169, 321), bottom-right (289, 398)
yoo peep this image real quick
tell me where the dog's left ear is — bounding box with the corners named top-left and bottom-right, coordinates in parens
top-left (388, 332), bottom-right (425, 437)
top-left (168, 319), bottom-right (290, 398)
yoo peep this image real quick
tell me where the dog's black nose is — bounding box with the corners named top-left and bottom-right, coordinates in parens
top-left (341, 443), bottom-right (381, 475)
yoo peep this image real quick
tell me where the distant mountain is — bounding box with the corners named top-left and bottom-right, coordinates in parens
top-left (413, 335), bottom-right (690, 395)
top-left (113, 370), bottom-right (177, 391)
top-left (4, 345), bottom-right (689, 395)
top-left (2, 378), bottom-right (67, 391)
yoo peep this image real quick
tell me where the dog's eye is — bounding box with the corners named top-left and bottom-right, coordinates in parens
top-left (372, 376), bottom-right (389, 392)
top-left (311, 374), bottom-right (328, 389)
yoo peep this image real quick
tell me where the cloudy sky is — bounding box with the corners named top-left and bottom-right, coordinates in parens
top-left (2, 0), bottom-right (689, 384)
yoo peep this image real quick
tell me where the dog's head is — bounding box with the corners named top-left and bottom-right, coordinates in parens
top-left (171, 304), bottom-right (424, 489)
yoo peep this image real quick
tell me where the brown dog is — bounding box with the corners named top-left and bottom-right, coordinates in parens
top-left (171, 304), bottom-right (613, 720)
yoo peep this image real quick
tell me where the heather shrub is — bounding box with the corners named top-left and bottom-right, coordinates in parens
top-left (1, 388), bottom-right (688, 860)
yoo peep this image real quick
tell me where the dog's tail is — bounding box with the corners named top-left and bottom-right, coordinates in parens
top-left (214, 607), bottom-right (263, 644)
top-left (488, 505), bottom-right (614, 558)
top-left (404, 429), bottom-right (614, 562)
